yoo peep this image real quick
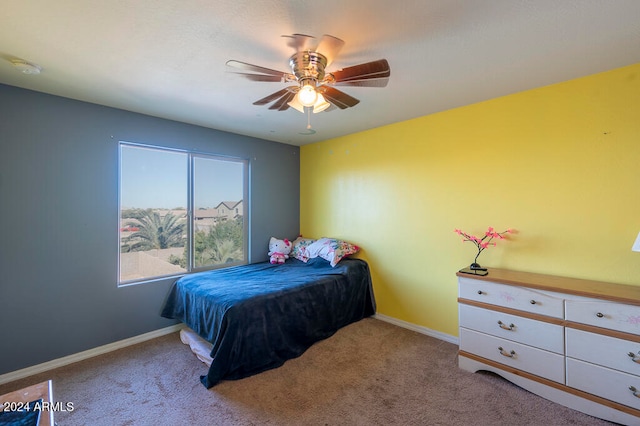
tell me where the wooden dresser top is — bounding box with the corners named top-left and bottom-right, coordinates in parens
top-left (457, 268), bottom-right (640, 306)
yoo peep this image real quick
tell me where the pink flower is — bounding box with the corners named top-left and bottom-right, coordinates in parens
top-left (454, 226), bottom-right (512, 266)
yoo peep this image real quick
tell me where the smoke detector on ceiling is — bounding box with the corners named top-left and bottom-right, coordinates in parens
top-left (10, 59), bottom-right (42, 75)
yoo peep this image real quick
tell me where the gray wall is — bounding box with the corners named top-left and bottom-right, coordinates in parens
top-left (0, 84), bottom-right (300, 375)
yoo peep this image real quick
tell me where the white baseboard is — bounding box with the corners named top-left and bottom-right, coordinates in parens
top-left (1, 318), bottom-right (454, 386)
top-left (0, 324), bottom-right (184, 385)
top-left (374, 313), bottom-right (459, 345)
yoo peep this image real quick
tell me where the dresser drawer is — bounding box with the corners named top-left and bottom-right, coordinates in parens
top-left (459, 304), bottom-right (564, 354)
top-left (565, 299), bottom-right (640, 336)
top-left (566, 327), bottom-right (640, 376)
top-left (567, 357), bottom-right (640, 411)
top-left (459, 328), bottom-right (565, 383)
top-left (459, 277), bottom-right (564, 318)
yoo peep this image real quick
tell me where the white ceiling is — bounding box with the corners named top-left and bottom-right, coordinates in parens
top-left (1, 0), bottom-right (639, 146)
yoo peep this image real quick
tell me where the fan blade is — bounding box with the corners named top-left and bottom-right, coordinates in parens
top-left (282, 34), bottom-right (316, 52)
top-left (229, 72), bottom-right (284, 83)
top-left (323, 103), bottom-right (339, 112)
top-left (253, 88), bottom-right (290, 106)
top-left (273, 91), bottom-right (296, 111)
top-left (333, 76), bottom-right (389, 88)
top-left (330, 59), bottom-right (390, 83)
top-left (315, 34), bottom-right (345, 66)
top-left (319, 86), bottom-right (360, 109)
top-left (226, 60), bottom-right (287, 77)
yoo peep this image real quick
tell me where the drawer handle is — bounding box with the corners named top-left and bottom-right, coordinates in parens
top-left (596, 312), bottom-right (604, 318)
top-left (497, 321), bottom-right (515, 331)
top-left (628, 352), bottom-right (640, 364)
top-left (477, 290), bottom-right (484, 295)
top-left (498, 347), bottom-right (516, 358)
top-left (629, 386), bottom-right (640, 398)
top-left (529, 300), bottom-right (537, 305)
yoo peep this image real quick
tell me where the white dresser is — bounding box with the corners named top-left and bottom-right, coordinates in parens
top-left (457, 269), bottom-right (640, 425)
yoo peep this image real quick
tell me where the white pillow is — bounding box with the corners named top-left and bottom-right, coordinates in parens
top-left (305, 237), bottom-right (360, 267)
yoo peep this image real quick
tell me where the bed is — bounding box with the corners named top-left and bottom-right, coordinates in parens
top-left (161, 256), bottom-right (376, 388)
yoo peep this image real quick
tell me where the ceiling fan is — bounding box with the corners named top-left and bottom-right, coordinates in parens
top-left (226, 34), bottom-right (390, 114)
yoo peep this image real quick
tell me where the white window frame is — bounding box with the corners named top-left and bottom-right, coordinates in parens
top-left (118, 142), bottom-right (248, 286)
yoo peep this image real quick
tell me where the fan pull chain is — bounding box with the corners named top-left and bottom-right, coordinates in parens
top-left (298, 107), bottom-right (316, 135)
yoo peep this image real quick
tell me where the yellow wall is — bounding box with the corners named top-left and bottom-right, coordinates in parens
top-left (300, 63), bottom-right (640, 337)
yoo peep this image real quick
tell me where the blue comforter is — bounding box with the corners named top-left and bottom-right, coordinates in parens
top-left (161, 257), bottom-right (376, 387)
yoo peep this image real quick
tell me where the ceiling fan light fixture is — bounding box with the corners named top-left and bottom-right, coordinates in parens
top-left (287, 95), bottom-right (305, 113)
top-left (226, 34), bottom-right (391, 115)
top-left (297, 83), bottom-right (318, 107)
top-left (312, 93), bottom-right (330, 113)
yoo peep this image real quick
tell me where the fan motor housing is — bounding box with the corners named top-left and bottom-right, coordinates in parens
top-left (289, 51), bottom-right (327, 83)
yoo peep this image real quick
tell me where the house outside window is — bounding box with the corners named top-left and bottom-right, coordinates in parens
top-left (118, 142), bottom-right (248, 285)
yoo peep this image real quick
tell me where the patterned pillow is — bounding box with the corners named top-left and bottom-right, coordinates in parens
top-left (305, 237), bottom-right (360, 267)
top-left (290, 236), bottom-right (316, 262)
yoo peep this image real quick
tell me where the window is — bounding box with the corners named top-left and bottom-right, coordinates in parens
top-left (118, 143), bottom-right (247, 285)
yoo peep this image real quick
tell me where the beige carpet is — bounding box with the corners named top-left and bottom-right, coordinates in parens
top-left (0, 318), bottom-right (613, 425)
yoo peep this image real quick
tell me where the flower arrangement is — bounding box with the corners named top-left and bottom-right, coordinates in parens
top-left (454, 227), bottom-right (512, 270)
